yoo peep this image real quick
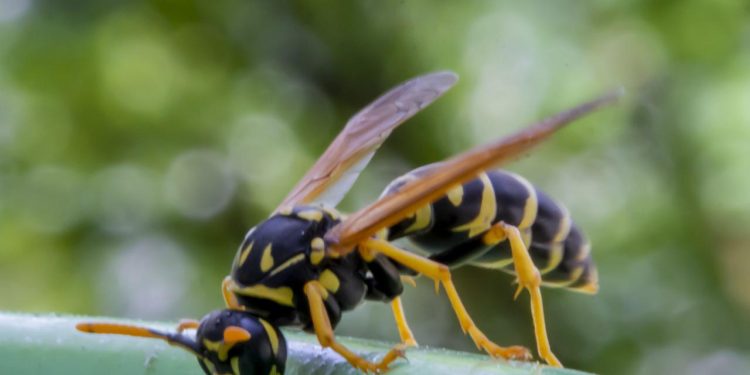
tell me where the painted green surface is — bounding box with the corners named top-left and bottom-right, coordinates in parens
top-left (0, 312), bottom-right (589, 375)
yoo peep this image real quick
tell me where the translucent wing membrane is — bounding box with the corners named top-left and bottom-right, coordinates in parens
top-left (325, 88), bottom-right (624, 250)
top-left (276, 71), bottom-right (459, 211)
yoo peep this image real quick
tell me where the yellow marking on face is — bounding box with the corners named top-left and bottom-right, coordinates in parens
top-left (259, 319), bottom-right (280, 355)
top-left (260, 243), bottom-right (274, 272)
top-left (452, 173), bottom-right (497, 237)
top-left (230, 283), bottom-right (294, 306)
top-left (296, 209), bottom-right (323, 222)
top-left (319, 269), bottom-right (340, 293)
top-left (404, 204), bottom-right (432, 234)
top-left (231, 356), bottom-right (240, 375)
top-left (446, 184), bottom-right (464, 206)
top-left (278, 207), bottom-right (293, 216)
top-left (269, 253), bottom-right (306, 277)
top-left (270, 364), bottom-right (281, 375)
top-left (553, 205), bottom-right (572, 243)
top-left (509, 173), bottom-right (538, 230)
top-left (238, 241), bottom-right (254, 267)
top-left (203, 338), bottom-right (232, 361)
top-left (539, 243), bottom-right (564, 274)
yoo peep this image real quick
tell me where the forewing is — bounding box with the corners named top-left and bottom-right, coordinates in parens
top-left (276, 71), bottom-right (458, 211)
top-left (325, 88), bottom-right (624, 250)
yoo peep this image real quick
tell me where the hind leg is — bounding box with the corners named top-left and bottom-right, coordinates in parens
top-left (484, 222), bottom-right (562, 367)
top-left (360, 238), bottom-right (531, 361)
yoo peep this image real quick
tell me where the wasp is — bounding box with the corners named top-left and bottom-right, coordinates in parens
top-left (77, 71), bottom-right (620, 374)
top-left (222, 72), bottom-right (620, 371)
top-left (76, 309), bottom-right (287, 375)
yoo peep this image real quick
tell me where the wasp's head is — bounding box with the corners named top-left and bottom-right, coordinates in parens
top-left (76, 309), bottom-right (287, 375)
top-left (195, 309), bottom-right (287, 375)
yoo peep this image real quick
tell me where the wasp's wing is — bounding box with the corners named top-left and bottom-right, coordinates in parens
top-left (276, 71), bottom-right (458, 211)
top-left (325, 89), bottom-right (624, 250)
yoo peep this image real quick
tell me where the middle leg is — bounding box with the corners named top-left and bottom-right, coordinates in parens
top-left (390, 297), bottom-right (417, 347)
top-left (360, 238), bottom-right (531, 361)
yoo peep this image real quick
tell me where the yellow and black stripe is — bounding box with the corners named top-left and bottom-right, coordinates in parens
top-left (381, 167), bottom-right (598, 293)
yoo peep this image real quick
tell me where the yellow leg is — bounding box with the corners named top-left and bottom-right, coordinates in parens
top-left (304, 281), bottom-right (405, 372)
top-left (391, 297), bottom-right (418, 347)
top-left (361, 238), bottom-right (531, 361)
top-left (488, 223), bottom-right (562, 367)
top-left (222, 276), bottom-right (243, 310)
top-left (176, 319), bottom-right (200, 333)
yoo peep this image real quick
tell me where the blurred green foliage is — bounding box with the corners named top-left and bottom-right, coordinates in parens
top-left (1, 1), bottom-right (749, 374)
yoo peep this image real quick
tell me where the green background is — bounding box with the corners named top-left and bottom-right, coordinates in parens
top-left (1, 1), bottom-right (749, 374)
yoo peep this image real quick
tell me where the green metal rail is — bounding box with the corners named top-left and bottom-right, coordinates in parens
top-left (0, 312), bottom-right (590, 375)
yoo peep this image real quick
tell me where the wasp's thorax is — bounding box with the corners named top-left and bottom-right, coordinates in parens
top-left (227, 205), bottom-right (405, 331)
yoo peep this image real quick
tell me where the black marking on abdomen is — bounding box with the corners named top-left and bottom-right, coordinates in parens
top-left (383, 167), bottom-right (596, 292)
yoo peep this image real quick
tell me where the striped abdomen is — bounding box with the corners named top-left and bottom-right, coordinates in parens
top-left (381, 165), bottom-right (598, 293)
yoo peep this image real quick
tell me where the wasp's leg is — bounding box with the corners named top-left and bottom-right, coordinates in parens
top-left (176, 319), bottom-right (200, 333)
top-left (390, 297), bottom-right (418, 347)
top-left (361, 238), bottom-right (531, 361)
top-left (362, 253), bottom-right (418, 347)
top-left (303, 281), bottom-right (405, 372)
top-left (222, 276), bottom-right (243, 310)
top-left (485, 222), bottom-right (562, 367)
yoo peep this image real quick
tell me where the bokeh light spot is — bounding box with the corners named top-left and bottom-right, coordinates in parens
top-left (15, 165), bottom-right (84, 233)
top-left (227, 114), bottom-right (310, 210)
top-left (89, 164), bottom-right (161, 234)
top-left (97, 235), bottom-right (194, 319)
top-left (0, 0), bottom-right (31, 23)
top-left (164, 149), bottom-right (237, 220)
top-left (96, 13), bottom-right (186, 119)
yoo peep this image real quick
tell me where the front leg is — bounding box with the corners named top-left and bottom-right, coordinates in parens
top-left (303, 281), bottom-right (405, 373)
top-left (176, 319), bottom-right (200, 333)
top-left (222, 276), bottom-right (243, 310)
